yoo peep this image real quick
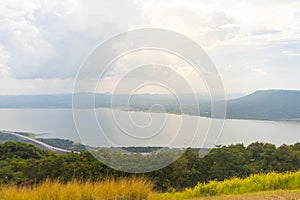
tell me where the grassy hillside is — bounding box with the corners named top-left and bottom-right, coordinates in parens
top-left (1, 171), bottom-right (300, 200)
top-left (152, 170), bottom-right (300, 200)
top-left (176, 190), bottom-right (300, 200)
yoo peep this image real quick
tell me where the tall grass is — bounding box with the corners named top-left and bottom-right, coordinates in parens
top-left (152, 170), bottom-right (300, 200)
top-left (1, 171), bottom-right (300, 200)
top-left (0, 177), bottom-right (153, 200)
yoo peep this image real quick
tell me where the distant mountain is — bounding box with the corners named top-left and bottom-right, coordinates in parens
top-left (0, 90), bottom-right (299, 121)
top-left (0, 93), bottom-right (210, 109)
top-left (0, 93), bottom-right (110, 108)
top-left (0, 94), bottom-right (72, 108)
top-left (226, 90), bottom-right (300, 120)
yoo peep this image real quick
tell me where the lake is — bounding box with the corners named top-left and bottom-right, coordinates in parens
top-left (0, 108), bottom-right (299, 148)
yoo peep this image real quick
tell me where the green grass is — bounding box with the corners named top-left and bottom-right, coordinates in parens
top-left (183, 190), bottom-right (300, 200)
top-left (152, 190), bottom-right (300, 200)
top-left (151, 170), bottom-right (300, 200)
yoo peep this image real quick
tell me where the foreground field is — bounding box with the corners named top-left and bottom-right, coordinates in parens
top-left (152, 170), bottom-right (300, 200)
top-left (152, 191), bottom-right (300, 200)
top-left (1, 171), bottom-right (300, 200)
top-left (0, 178), bottom-right (152, 200)
top-left (185, 190), bottom-right (300, 200)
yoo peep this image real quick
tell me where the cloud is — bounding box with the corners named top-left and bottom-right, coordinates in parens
top-left (282, 50), bottom-right (300, 56)
top-left (143, 3), bottom-right (241, 47)
top-left (0, 0), bottom-right (144, 79)
top-left (0, 0), bottom-right (299, 94)
top-left (250, 28), bottom-right (281, 36)
top-left (252, 68), bottom-right (267, 76)
top-left (0, 44), bottom-right (10, 77)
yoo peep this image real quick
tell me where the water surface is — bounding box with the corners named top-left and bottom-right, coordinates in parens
top-left (0, 108), bottom-right (299, 147)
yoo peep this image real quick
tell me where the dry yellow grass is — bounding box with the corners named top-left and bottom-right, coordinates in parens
top-left (2, 171), bottom-right (300, 200)
top-left (0, 178), bottom-right (153, 200)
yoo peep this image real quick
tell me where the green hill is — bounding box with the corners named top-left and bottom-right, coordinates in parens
top-left (226, 90), bottom-right (300, 120)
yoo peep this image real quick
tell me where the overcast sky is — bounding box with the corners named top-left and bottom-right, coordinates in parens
top-left (0, 0), bottom-right (299, 95)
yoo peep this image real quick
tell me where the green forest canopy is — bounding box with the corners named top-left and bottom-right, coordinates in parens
top-left (0, 141), bottom-right (300, 191)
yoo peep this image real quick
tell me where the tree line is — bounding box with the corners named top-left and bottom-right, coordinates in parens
top-left (0, 141), bottom-right (300, 191)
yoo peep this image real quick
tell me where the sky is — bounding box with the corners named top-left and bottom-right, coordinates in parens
top-left (0, 0), bottom-right (300, 95)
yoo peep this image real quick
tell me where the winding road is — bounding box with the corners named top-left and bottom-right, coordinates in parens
top-left (1, 130), bottom-right (79, 153)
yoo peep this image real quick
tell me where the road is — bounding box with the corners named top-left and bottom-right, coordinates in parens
top-left (1, 130), bottom-right (79, 153)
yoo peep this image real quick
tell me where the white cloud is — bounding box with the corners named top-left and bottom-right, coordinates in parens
top-left (252, 68), bottom-right (267, 76)
top-left (143, 3), bottom-right (241, 48)
top-left (0, 44), bottom-right (10, 77)
top-left (282, 50), bottom-right (300, 56)
top-left (0, 0), bottom-right (144, 79)
top-left (0, 0), bottom-right (299, 94)
top-left (143, 0), bottom-right (300, 48)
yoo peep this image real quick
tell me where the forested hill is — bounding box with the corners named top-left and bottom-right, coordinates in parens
top-left (226, 90), bottom-right (300, 120)
top-left (1, 141), bottom-right (300, 191)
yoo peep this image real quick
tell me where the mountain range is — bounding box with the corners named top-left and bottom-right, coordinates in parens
top-left (0, 89), bottom-right (299, 121)
top-left (226, 90), bottom-right (300, 120)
